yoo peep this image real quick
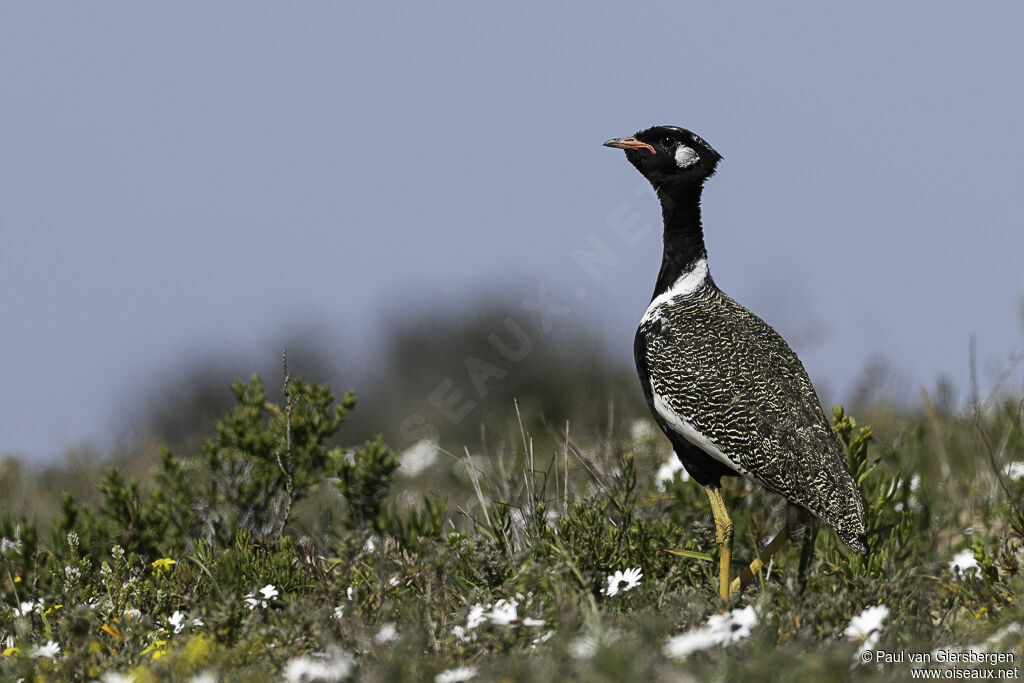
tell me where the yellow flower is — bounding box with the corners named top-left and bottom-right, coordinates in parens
top-left (185, 635), bottom-right (213, 666)
top-left (3, 646), bottom-right (19, 657)
top-left (13, 575), bottom-right (21, 583)
top-left (151, 558), bottom-right (176, 573)
top-left (141, 639), bottom-right (168, 660)
top-left (43, 604), bottom-right (63, 616)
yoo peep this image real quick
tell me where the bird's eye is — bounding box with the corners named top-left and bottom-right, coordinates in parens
top-left (661, 137), bottom-right (675, 149)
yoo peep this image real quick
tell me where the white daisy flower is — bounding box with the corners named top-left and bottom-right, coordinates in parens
top-left (374, 623), bottom-right (398, 645)
top-left (630, 418), bottom-right (657, 444)
top-left (530, 630), bottom-right (555, 649)
top-left (99, 673), bottom-right (135, 683)
top-left (30, 640), bottom-right (61, 659)
top-left (846, 604), bottom-right (889, 666)
top-left (13, 600), bottom-right (37, 617)
top-left (168, 610), bottom-right (186, 634)
top-left (845, 604), bottom-right (889, 640)
top-left (949, 549), bottom-right (980, 575)
top-left (465, 604), bottom-right (487, 630)
top-left (399, 439), bottom-right (439, 477)
top-left (282, 648), bottom-right (354, 682)
top-left (483, 599), bottom-right (518, 626)
top-left (244, 584), bottom-right (280, 610)
top-left (655, 456), bottom-right (689, 491)
top-left (569, 635), bottom-right (599, 660)
top-left (601, 567), bottom-right (643, 596)
top-left (664, 606), bottom-right (758, 659)
top-left (434, 665), bottom-right (478, 683)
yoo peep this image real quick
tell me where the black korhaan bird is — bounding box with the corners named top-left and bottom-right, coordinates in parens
top-left (604, 126), bottom-right (868, 599)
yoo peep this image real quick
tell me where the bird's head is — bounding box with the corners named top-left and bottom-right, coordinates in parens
top-left (604, 125), bottom-right (722, 188)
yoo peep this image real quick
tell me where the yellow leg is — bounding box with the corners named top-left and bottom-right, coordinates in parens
top-left (704, 486), bottom-right (734, 600)
top-left (728, 528), bottom-right (790, 596)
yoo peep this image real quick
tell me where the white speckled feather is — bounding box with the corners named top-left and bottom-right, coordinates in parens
top-left (640, 258), bottom-right (709, 326)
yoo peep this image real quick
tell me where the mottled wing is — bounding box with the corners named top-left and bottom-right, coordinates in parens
top-left (640, 283), bottom-right (867, 551)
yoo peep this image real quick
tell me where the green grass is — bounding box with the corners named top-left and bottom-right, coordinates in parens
top-left (1, 369), bottom-right (1023, 681)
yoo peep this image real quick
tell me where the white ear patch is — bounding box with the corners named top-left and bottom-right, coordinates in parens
top-left (674, 145), bottom-right (700, 169)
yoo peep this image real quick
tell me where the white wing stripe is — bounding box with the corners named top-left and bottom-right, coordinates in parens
top-left (651, 388), bottom-right (745, 475)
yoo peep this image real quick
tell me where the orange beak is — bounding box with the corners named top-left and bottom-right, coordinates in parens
top-left (603, 136), bottom-right (656, 154)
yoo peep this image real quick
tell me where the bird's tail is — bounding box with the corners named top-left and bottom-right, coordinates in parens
top-left (806, 469), bottom-right (869, 554)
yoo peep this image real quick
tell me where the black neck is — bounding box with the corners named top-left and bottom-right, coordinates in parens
top-left (651, 181), bottom-right (708, 298)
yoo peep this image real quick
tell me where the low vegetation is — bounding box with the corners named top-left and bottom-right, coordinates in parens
top-left (2, 357), bottom-right (1023, 681)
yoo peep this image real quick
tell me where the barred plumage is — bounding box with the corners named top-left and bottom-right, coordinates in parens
top-left (605, 124), bottom-right (868, 597)
top-left (636, 268), bottom-right (867, 552)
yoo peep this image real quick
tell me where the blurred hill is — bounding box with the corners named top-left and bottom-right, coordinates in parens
top-left (0, 299), bottom-right (647, 523)
top-left (3, 295), bottom-right (1020, 527)
top-left (124, 298), bottom-right (646, 456)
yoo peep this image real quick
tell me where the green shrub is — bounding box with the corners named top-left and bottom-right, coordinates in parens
top-left (2, 369), bottom-right (1022, 681)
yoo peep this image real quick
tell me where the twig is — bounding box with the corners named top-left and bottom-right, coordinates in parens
top-left (563, 421), bottom-right (570, 515)
top-left (514, 399), bottom-right (536, 516)
top-left (462, 446), bottom-right (493, 531)
top-left (274, 349), bottom-right (297, 540)
top-left (565, 439), bottom-right (615, 501)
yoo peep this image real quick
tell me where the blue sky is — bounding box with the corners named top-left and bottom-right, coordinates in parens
top-left (2, 2), bottom-right (1023, 462)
